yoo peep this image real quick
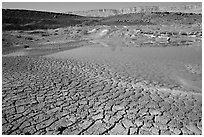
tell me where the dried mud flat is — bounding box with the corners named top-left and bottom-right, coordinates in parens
top-left (2, 55), bottom-right (202, 135)
top-left (2, 7), bottom-right (202, 135)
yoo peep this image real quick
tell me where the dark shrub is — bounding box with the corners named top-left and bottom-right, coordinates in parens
top-left (25, 37), bottom-right (33, 40)
top-left (16, 35), bottom-right (22, 38)
top-left (24, 45), bottom-right (29, 48)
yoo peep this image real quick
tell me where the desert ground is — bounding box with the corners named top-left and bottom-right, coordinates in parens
top-left (2, 9), bottom-right (202, 135)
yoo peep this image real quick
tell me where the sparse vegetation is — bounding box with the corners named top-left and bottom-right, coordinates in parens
top-left (24, 45), bottom-right (29, 48)
top-left (16, 35), bottom-right (22, 38)
top-left (25, 37), bottom-right (33, 40)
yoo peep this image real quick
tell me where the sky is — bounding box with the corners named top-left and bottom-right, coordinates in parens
top-left (2, 1), bottom-right (201, 13)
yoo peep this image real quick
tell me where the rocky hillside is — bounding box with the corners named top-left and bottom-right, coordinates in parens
top-left (98, 12), bottom-right (202, 26)
top-left (2, 8), bottom-right (201, 31)
top-left (67, 3), bottom-right (202, 17)
top-left (2, 9), bottom-right (101, 30)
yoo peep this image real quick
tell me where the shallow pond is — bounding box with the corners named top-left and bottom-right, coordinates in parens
top-left (46, 46), bottom-right (202, 92)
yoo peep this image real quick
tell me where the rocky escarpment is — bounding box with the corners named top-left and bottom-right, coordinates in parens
top-left (67, 3), bottom-right (202, 17)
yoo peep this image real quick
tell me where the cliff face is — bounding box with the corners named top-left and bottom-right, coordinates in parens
top-left (67, 3), bottom-right (202, 17)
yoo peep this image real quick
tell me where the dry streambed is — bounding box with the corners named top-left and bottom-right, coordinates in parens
top-left (2, 54), bottom-right (202, 135)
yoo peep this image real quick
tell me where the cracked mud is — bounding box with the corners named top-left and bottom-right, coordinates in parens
top-left (2, 56), bottom-right (202, 135)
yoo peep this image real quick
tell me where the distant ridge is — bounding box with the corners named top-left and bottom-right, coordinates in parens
top-left (2, 8), bottom-right (201, 31)
top-left (66, 3), bottom-right (202, 17)
top-left (2, 9), bottom-right (100, 30)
